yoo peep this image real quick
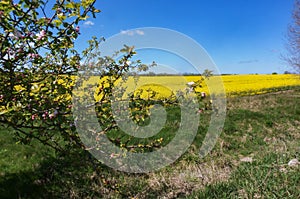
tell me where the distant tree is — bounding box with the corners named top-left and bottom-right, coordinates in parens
top-left (202, 69), bottom-right (213, 79)
top-left (285, 0), bottom-right (300, 73)
top-left (147, 71), bottom-right (156, 76)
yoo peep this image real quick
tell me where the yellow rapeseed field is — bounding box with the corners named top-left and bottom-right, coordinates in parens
top-left (191, 74), bottom-right (300, 97)
top-left (11, 74), bottom-right (300, 101)
top-left (114, 74), bottom-right (300, 99)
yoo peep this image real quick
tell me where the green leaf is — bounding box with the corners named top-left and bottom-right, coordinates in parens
top-left (41, 87), bottom-right (49, 92)
top-left (57, 13), bottom-right (66, 21)
top-left (79, 15), bottom-right (89, 20)
top-left (53, 20), bottom-right (62, 27)
top-left (0, 109), bottom-right (9, 115)
top-left (66, 2), bottom-right (75, 9)
top-left (63, 22), bottom-right (69, 28)
top-left (0, 0), bottom-right (10, 5)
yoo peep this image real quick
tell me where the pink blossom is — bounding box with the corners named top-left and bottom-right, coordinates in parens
top-left (201, 92), bottom-right (206, 98)
top-left (36, 30), bottom-right (46, 40)
top-left (110, 153), bottom-right (115, 158)
top-left (17, 48), bottom-right (24, 53)
top-left (0, 95), bottom-right (3, 100)
top-left (57, 8), bottom-right (62, 13)
top-left (31, 114), bottom-right (38, 120)
top-left (42, 111), bottom-right (48, 120)
top-left (28, 53), bottom-right (39, 59)
top-left (49, 114), bottom-right (54, 119)
top-left (75, 26), bottom-right (80, 33)
top-left (197, 109), bottom-right (204, 114)
top-left (8, 33), bottom-right (15, 39)
top-left (49, 110), bottom-right (58, 119)
top-left (28, 53), bottom-right (34, 58)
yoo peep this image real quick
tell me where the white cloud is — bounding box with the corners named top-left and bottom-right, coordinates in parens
top-left (84, 21), bottom-right (95, 26)
top-left (120, 29), bottom-right (145, 36)
top-left (120, 30), bottom-right (134, 36)
top-left (136, 30), bottom-right (144, 35)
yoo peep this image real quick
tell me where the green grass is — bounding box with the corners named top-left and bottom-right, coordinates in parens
top-left (106, 105), bottom-right (181, 152)
top-left (188, 152), bottom-right (300, 199)
top-left (0, 127), bottom-right (56, 198)
top-left (0, 87), bottom-right (299, 198)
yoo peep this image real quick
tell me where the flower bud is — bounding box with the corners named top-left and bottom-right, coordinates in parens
top-left (75, 26), bottom-right (80, 33)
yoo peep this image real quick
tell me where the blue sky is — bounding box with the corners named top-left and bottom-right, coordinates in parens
top-left (76, 0), bottom-right (295, 74)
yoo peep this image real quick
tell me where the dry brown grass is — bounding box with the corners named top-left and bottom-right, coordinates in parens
top-left (227, 89), bottom-right (297, 111)
top-left (138, 159), bottom-right (232, 199)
